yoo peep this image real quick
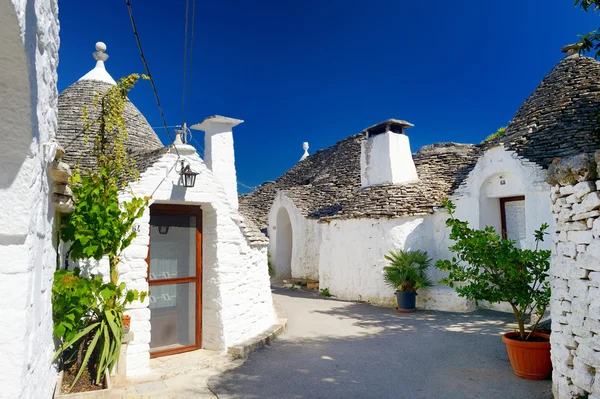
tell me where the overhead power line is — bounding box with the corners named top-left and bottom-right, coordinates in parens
top-left (125, 0), bottom-right (179, 157)
top-left (181, 0), bottom-right (190, 125)
top-left (185, 0), bottom-right (197, 122)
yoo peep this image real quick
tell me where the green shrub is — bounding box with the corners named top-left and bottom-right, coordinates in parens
top-left (320, 287), bottom-right (332, 297)
top-left (434, 199), bottom-right (551, 340)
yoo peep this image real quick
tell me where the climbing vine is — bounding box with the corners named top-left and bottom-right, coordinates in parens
top-left (62, 74), bottom-right (150, 284)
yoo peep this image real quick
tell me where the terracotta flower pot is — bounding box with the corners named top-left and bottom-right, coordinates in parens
top-left (122, 315), bottom-right (131, 329)
top-left (502, 331), bottom-right (551, 380)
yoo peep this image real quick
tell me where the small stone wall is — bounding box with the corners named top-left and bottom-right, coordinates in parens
top-left (548, 154), bottom-right (600, 399)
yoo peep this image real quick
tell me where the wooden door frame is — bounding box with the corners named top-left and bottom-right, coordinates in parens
top-left (147, 203), bottom-right (202, 358)
top-left (500, 196), bottom-right (525, 240)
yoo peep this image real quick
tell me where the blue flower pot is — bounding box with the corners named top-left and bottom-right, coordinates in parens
top-left (395, 291), bottom-right (417, 313)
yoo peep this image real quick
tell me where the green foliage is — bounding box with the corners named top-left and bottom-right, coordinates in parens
top-left (484, 126), bottom-right (506, 142)
top-left (61, 74), bottom-right (149, 284)
top-left (383, 250), bottom-right (434, 293)
top-left (320, 287), bottom-right (332, 297)
top-left (52, 269), bottom-right (146, 391)
top-left (61, 171), bottom-right (147, 284)
top-left (435, 199), bottom-right (551, 340)
top-left (575, 0), bottom-right (600, 58)
top-left (267, 252), bottom-right (276, 278)
top-left (52, 269), bottom-right (95, 343)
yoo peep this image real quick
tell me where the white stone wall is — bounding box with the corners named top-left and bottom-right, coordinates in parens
top-left (549, 180), bottom-right (600, 399)
top-left (87, 146), bottom-right (276, 376)
top-left (0, 1), bottom-right (60, 398)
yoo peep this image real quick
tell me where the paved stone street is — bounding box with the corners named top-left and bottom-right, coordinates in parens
top-left (209, 288), bottom-right (552, 399)
top-left (110, 349), bottom-right (241, 398)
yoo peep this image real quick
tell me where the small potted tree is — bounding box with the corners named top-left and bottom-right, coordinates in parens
top-left (435, 199), bottom-right (551, 380)
top-left (383, 249), bottom-right (433, 313)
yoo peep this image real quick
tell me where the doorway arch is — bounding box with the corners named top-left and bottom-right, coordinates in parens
top-left (275, 207), bottom-right (293, 279)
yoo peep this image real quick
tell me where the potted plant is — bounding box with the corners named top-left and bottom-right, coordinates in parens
top-left (435, 199), bottom-right (552, 380)
top-left (53, 269), bottom-right (145, 394)
top-left (383, 249), bottom-right (434, 313)
top-left (52, 74), bottom-right (150, 395)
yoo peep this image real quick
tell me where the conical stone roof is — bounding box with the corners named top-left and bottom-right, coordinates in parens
top-left (57, 43), bottom-right (164, 171)
top-left (487, 53), bottom-right (600, 167)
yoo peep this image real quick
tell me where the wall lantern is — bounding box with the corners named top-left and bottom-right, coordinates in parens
top-left (158, 225), bottom-right (169, 235)
top-left (179, 160), bottom-right (199, 188)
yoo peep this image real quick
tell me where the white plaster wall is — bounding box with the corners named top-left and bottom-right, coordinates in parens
top-left (318, 217), bottom-right (435, 306)
top-left (315, 215), bottom-right (472, 311)
top-left (0, 1), bottom-right (60, 398)
top-left (361, 132), bottom-right (418, 188)
top-left (115, 146), bottom-right (275, 376)
top-left (267, 192), bottom-right (320, 280)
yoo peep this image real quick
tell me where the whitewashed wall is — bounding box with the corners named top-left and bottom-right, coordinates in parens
top-left (0, 1), bottom-right (60, 398)
top-left (268, 192), bottom-right (320, 280)
top-left (318, 216), bottom-right (434, 306)
top-left (90, 145), bottom-right (277, 376)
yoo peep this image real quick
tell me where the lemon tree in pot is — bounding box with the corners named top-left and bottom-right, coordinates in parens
top-left (383, 249), bottom-right (433, 313)
top-left (435, 199), bottom-right (551, 380)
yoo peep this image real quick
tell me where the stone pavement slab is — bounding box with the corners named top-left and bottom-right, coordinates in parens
top-left (109, 350), bottom-right (243, 399)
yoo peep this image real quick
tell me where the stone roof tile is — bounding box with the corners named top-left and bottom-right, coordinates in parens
top-left (238, 135), bottom-right (480, 231)
top-left (57, 79), bottom-right (164, 170)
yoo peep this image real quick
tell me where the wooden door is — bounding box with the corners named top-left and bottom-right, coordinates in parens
top-left (147, 204), bottom-right (202, 358)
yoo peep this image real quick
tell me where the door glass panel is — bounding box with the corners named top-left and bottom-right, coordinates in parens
top-left (505, 200), bottom-right (526, 248)
top-left (149, 214), bottom-right (196, 280)
top-left (149, 282), bottom-right (196, 352)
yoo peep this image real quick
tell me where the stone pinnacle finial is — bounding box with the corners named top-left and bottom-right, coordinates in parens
top-left (93, 42), bottom-right (109, 62)
top-left (561, 42), bottom-right (583, 56)
top-left (300, 142), bottom-right (309, 161)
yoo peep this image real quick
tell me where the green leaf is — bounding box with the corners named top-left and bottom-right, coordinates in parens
top-left (53, 322), bottom-right (100, 361)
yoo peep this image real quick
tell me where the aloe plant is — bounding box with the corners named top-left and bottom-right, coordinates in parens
top-left (53, 271), bottom-right (146, 391)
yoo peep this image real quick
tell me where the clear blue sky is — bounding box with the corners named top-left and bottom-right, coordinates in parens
top-left (57, 0), bottom-right (598, 193)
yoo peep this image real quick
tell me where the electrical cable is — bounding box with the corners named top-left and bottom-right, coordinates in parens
top-left (125, 0), bottom-right (179, 157)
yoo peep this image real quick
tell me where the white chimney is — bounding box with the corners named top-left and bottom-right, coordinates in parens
top-left (360, 119), bottom-right (418, 188)
top-left (191, 115), bottom-right (243, 210)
